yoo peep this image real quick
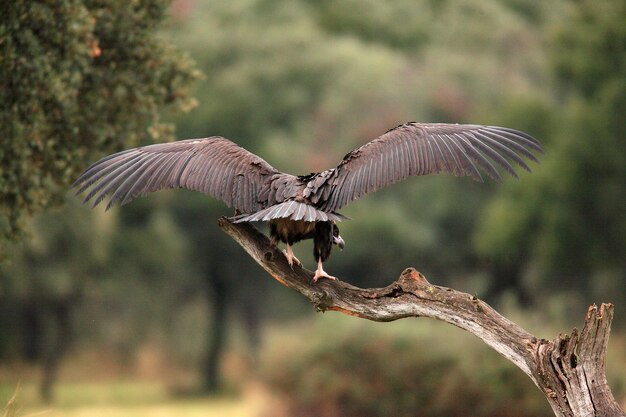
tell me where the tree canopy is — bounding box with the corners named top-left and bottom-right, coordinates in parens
top-left (0, 0), bottom-right (200, 247)
top-left (475, 0), bottom-right (626, 301)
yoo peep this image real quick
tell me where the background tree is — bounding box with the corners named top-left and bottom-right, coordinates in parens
top-left (0, 202), bottom-right (100, 402)
top-left (0, 0), bottom-right (199, 402)
top-left (0, 0), bottom-right (200, 249)
top-left (475, 0), bottom-right (626, 314)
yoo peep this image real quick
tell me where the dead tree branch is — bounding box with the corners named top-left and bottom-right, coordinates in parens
top-left (218, 218), bottom-right (624, 417)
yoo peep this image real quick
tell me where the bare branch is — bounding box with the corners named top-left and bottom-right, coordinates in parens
top-left (218, 218), bottom-right (624, 417)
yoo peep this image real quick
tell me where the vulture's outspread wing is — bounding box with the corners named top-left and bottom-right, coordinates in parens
top-left (73, 137), bottom-right (286, 213)
top-left (311, 123), bottom-right (543, 212)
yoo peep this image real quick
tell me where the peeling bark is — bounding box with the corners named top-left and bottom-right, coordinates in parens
top-left (218, 218), bottom-right (624, 417)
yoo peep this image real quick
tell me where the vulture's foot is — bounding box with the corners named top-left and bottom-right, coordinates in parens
top-left (283, 245), bottom-right (301, 268)
top-left (312, 271), bottom-right (337, 283)
top-left (313, 259), bottom-right (336, 282)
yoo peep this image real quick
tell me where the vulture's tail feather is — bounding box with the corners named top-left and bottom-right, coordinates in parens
top-left (231, 202), bottom-right (349, 223)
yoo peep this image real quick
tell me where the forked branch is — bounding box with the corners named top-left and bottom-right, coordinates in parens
top-left (218, 218), bottom-right (624, 417)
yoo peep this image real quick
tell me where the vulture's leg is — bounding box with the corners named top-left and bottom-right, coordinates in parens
top-left (313, 257), bottom-right (336, 282)
top-left (283, 244), bottom-right (301, 268)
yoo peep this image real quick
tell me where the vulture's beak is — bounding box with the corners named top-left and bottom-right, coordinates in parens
top-left (334, 235), bottom-right (345, 250)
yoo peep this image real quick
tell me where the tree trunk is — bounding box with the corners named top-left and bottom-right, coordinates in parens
top-left (203, 270), bottom-right (228, 393)
top-left (486, 260), bottom-right (533, 307)
top-left (40, 301), bottom-right (73, 403)
top-left (218, 218), bottom-right (625, 417)
top-left (239, 296), bottom-right (262, 370)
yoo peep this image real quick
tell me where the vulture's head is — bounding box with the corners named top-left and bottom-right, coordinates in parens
top-left (332, 223), bottom-right (345, 250)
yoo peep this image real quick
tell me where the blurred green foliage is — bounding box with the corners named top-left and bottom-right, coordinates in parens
top-left (475, 0), bottom-right (626, 303)
top-left (0, 0), bottom-right (200, 246)
top-left (1, 0), bottom-right (625, 409)
top-left (261, 316), bottom-right (553, 417)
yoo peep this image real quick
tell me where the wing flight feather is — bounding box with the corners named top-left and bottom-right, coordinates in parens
top-left (316, 123), bottom-right (542, 212)
top-left (73, 137), bottom-right (284, 213)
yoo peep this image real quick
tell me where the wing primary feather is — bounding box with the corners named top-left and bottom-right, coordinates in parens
top-left (473, 131), bottom-right (532, 172)
top-left (342, 168), bottom-right (358, 208)
top-left (167, 153), bottom-right (194, 188)
top-left (82, 155), bottom-right (144, 205)
top-left (479, 130), bottom-right (540, 163)
top-left (415, 136), bottom-right (425, 175)
top-left (238, 176), bottom-right (248, 211)
top-left (204, 145), bottom-right (228, 190)
top-left (401, 137), bottom-right (415, 175)
top-left (394, 141), bottom-right (407, 183)
top-left (452, 133), bottom-right (501, 182)
top-left (466, 132), bottom-right (518, 178)
top-left (333, 171), bottom-right (354, 206)
top-left (366, 157), bottom-right (375, 190)
top-left (437, 135), bottom-right (464, 175)
top-left (431, 137), bottom-right (453, 173)
top-left (101, 154), bottom-right (165, 207)
top-left (484, 127), bottom-right (543, 153)
top-left (174, 151), bottom-right (199, 188)
top-left (72, 149), bottom-right (136, 187)
top-left (194, 153), bottom-right (215, 192)
top-left (237, 175), bottom-right (248, 212)
top-left (90, 158), bottom-right (147, 209)
top-left (119, 154), bottom-right (168, 206)
top-left (201, 152), bottom-right (223, 196)
top-left (384, 145), bottom-right (394, 187)
top-left (107, 153), bottom-right (162, 208)
top-left (390, 143), bottom-right (400, 186)
top-left (140, 152), bottom-right (183, 195)
top-left (496, 127), bottom-right (543, 149)
top-left (325, 175), bottom-right (343, 211)
top-left (425, 138), bottom-right (438, 173)
top-left (442, 134), bottom-right (483, 181)
top-left (75, 153), bottom-right (142, 195)
top-left (222, 166), bottom-right (237, 203)
top-left (212, 153), bottom-right (231, 200)
top-left (377, 152), bottom-right (385, 191)
top-left (354, 165), bottom-right (366, 200)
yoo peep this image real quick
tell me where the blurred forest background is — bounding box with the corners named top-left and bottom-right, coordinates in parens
top-left (1, 0), bottom-right (625, 415)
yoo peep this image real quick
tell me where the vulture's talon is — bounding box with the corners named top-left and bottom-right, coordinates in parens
top-left (313, 259), bottom-right (336, 282)
top-left (312, 272), bottom-right (337, 283)
top-left (283, 246), bottom-right (301, 268)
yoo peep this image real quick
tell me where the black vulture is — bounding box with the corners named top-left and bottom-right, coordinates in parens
top-left (73, 122), bottom-right (542, 281)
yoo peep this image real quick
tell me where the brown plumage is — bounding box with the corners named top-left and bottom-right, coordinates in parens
top-left (74, 122), bottom-right (542, 281)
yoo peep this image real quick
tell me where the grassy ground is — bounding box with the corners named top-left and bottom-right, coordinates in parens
top-left (1, 381), bottom-right (260, 417)
top-left (2, 315), bottom-right (625, 416)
